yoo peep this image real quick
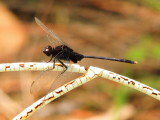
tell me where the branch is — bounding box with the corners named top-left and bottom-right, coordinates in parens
top-left (0, 62), bottom-right (159, 120)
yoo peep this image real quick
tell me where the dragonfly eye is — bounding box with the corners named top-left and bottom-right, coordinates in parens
top-left (43, 45), bottom-right (53, 56)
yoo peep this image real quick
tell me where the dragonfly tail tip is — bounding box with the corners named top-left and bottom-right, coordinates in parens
top-left (134, 61), bottom-right (138, 64)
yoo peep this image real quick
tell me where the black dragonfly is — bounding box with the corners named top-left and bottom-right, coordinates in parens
top-left (35, 17), bottom-right (137, 71)
top-left (30, 17), bottom-right (138, 95)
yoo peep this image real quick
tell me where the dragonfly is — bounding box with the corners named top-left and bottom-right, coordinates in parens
top-left (30, 17), bottom-right (138, 95)
top-left (35, 17), bottom-right (138, 72)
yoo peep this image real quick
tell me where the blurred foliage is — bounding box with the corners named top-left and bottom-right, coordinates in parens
top-left (143, 0), bottom-right (160, 11)
top-left (153, 45), bottom-right (160, 59)
top-left (127, 35), bottom-right (160, 61)
top-left (113, 86), bottom-right (129, 107)
top-left (131, 0), bottom-right (160, 11)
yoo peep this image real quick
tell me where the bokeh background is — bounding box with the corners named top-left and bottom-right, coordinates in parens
top-left (0, 0), bottom-right (160, 120)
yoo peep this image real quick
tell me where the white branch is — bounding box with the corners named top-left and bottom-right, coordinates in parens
top-left (0, 62), bottom-right (159, 120)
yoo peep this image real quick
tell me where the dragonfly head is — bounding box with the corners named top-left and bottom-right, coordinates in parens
top-left (43, 45), bottom-right (53, 56)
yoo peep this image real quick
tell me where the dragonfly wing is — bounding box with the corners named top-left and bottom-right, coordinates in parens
top-left (35, 17), bottom-right (66, 46)
top-left (30, 70), bottom-right (60, 96)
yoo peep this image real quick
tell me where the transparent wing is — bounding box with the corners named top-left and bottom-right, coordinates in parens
top-left (44, 61), bottom-right (73, 95)
top-left (35, 17), bottom-right (66, 46)
top-left (30, 67), bottom-right (71, 97)
top-left (30, 70), bottom-right (59, 96)
top-left (32, 18), bottom-right (71, 96)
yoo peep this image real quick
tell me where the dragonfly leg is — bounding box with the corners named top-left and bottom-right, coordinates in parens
top-left (57, 59), bottom-right (68, 73)
top-left (52, 58), bottom-right (56, 69)
top-left (47, 55), bottom-right (53, 63)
